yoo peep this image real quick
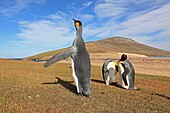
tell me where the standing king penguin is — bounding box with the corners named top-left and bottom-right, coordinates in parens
top-left (117, 54), bottom-right (138, 90)
top-left (44, 19), bottom-right (91, 96)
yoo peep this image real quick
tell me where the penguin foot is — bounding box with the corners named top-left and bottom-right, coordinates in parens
top-left (133, 86), bottom-right (140, 90)
top-left (128, 86), bottom-right (139, 90)
top-left (75, 92), bottom-right (90, 97)
top-left (110, 82), bottom-right (118, 85)
top-left (82, 92), bottom-right (90, 97)
top-left (76, 93), bottom-right (83, 96)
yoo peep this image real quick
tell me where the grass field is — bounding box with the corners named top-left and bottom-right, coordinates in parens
top-left (0, 59), bottom-right (170, 113)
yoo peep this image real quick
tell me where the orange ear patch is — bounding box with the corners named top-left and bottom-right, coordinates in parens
top-left (75, 22), bottom-right (79, 27)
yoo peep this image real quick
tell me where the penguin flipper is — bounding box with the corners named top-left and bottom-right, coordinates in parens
top-left (121, 63), bottom-right (129, 86)
top-left (122, 72), bottom-right (128, 86)
top-left (44, 47), bottom-right (75, 67)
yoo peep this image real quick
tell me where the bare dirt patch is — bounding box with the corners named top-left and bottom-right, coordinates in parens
top-left (49, 53), bottom-right (170, 77)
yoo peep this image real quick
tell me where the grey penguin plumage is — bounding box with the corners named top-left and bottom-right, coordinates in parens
top-left (117, 54), bottom-right (138, 90)
top-left (44, 19), bottom-right (91, 96)
top-left (102, 59), bottom-right (118, 85)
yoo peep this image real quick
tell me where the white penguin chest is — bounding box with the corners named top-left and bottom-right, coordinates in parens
top-left (107, 62), bottom-right (116, 70)
top-left (119, 64), bottom-right (125, 75)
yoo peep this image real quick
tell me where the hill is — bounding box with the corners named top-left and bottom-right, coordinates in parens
top-left (25, 37), bottom-right (170, 61)
top-left (87, 37), bottom-right (170, 55)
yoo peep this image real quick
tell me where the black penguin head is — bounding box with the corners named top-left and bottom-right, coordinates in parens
top-left (120, 54), bottom-right (127, 61)
top-left (73, 18), bottom-right (82, 30)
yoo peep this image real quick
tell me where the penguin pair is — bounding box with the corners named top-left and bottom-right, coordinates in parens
top-left (44, 19), bottom-right (91, 97)
top-left (102, 54), bottom-right (138, 90)
top-left (102, 54), bottom-right (127, 85)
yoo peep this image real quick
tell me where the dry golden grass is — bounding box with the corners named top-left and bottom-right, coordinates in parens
top-left (0, 59), bottom-right (170, 113)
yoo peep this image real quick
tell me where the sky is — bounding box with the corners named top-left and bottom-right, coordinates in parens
top-left (0, 0), bottom-right (170, 58)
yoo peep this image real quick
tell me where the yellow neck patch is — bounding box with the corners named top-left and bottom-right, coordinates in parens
top-left (117, 60), bottom-right (121, 64)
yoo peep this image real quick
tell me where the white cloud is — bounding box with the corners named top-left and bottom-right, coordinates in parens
top-left (91, 1), bottom-right (170, 51)
top-left (48, 11), bottom-right (68, 20)
top-left (0, 0), bottom-right (46, 16)
top-left (15, 12), bottom-right (75, 50)
top-left (115, 4), bottom-right (170, 38)
top-left (94, 0), bottom-right (170, 19)
top-left (12, 0), bottom-right (170, 55)
top-left (77, 14), bottom-right (94, 22)
top-left (94, 2), bottom-right (126, 18)
top-left (83, 1), bottom-right (93, 7)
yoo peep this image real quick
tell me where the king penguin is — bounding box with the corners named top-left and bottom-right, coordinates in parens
top-left (44, 19), bottom-right (91, 96)
top-left (117, 54), bottom-right (138, 90)
top-left (102, 59), bottom-right (118, 85)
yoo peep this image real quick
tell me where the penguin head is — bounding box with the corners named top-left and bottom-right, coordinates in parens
top-left (120, 54), bottom-right (127, 61)
top-left (73, 18), bottom-right (82, 30)
top-left (117, 54), bottom-right (127, 66)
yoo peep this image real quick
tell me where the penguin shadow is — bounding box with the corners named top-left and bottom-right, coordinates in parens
top-left (41, 77), bottom-right (77, 94)
top-left (151, 93), bottom-right (170, 100)
top-left (91, 79), bottom-right (125, 89)
top-left (91, 79), bottom-right (105, 84)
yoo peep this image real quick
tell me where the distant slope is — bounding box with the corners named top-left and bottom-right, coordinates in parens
top-left (87, 37), bottom-right (170, 56)
top-left (25, 37), bottom-right (170, 61)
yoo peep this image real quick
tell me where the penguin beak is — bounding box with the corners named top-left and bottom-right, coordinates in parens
top-left (72, 18), bottom-right (79, 29)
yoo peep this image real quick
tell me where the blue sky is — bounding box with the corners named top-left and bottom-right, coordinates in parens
top-left (0, 0), bottom-right (170, 58)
